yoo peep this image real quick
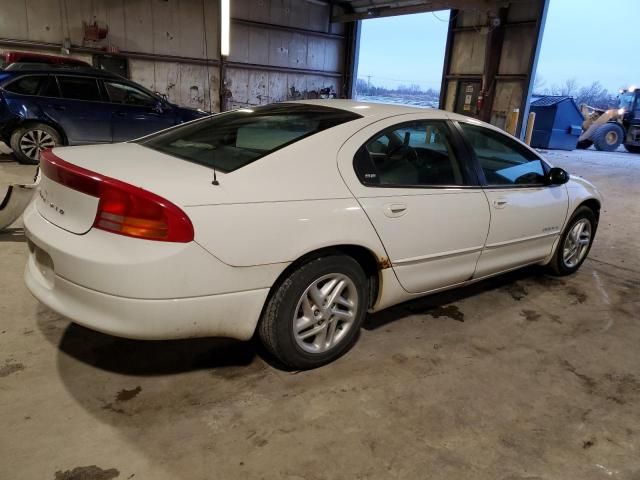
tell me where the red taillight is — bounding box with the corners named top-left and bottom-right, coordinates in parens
top-left (40, 150), bottom-right (194, 242)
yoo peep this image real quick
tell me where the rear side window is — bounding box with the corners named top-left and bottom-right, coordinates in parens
top-left (354, 120), bottom-right (464, 187)
top-left (460, 122), bottom-right (547, 186)
top-left (4, 75), bottom-right (46, 95)
top-left (40, 76), bottom-right (60, 98)
top-left (57, 76), bottom-right (101, 101)
top-left (140, 104), bottom-right (361, 173)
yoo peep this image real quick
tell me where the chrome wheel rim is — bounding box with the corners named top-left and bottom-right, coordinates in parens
top-left (293, 273), bottom-right (358, 354)
top-left (605, 131), bottom-right (618, 145)
top-left (562, 219), bottom-right (592, 268)
top-left (20, 129), bottom-right (56, 161)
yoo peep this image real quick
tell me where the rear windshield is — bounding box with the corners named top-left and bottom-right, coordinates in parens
top-left (139, 103), bottom-right (361, 173)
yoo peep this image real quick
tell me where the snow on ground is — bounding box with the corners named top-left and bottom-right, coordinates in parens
top-left (355, 95), bottom-right (439, 108)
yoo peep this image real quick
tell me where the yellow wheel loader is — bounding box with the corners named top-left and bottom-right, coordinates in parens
top-left (578, 87), bottom-right (640, 153)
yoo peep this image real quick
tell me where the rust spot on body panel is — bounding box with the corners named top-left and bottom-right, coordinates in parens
top-left (378, 257), bottom-right (392, 270)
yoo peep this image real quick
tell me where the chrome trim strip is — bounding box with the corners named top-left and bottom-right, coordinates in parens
top-left (393, 245), bottom-right (484, 266)
top-left (484, 230), bottom-right (559, 249)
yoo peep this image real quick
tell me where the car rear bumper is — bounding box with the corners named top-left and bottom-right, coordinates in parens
top-left (22, 200), bottom-right (277, 340)
top-left (25, 242), bottom-right (269, 340)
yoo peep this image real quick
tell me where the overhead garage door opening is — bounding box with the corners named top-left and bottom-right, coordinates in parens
top-left (355, 11), bottom-right (450, 107)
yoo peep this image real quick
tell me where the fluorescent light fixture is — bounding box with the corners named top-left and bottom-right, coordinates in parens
top-left (221, 0), bottom-right (230, 56)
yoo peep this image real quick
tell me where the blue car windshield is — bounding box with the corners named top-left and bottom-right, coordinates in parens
top-left (139, 104), bottom-right (361, 173)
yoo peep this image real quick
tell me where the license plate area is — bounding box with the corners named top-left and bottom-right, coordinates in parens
top-left (28, 239), bottom-right (55, 288)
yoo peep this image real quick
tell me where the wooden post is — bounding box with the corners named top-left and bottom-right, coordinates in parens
top-left (525, 112), bottom-right (536, 145)
top-left (505, 108), bottom-right (520, 136)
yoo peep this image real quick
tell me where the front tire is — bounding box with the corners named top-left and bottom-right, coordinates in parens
top-left (576, 139), bottom-right (592, 150)
top-left (547, 206), bottom-right (597, 276)
top-left (624, 144), bottom-right (640, 154)
top-left (10, 123), bottom-right (62, 165)
top-left (258, 255), bottom-right (369, 370)
top-left (592, 123), bottom-right (624, 152)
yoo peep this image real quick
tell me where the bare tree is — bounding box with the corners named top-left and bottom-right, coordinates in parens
top-left (575, 81), bottom-right (614, 109)
top-left (547, 78), bottom-right (579, 97)
top-left (539, 78), bottom-right (614, 109)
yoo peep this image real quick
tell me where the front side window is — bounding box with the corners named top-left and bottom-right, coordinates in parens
top-left (140, 104), bottom-right (361, 173)
top-left (57, 76), bottom-right (101, 101)
top-left (354, 120), bottom-right (464, 187)
top-left (104, 81), bottom-right (156, 107)
top-left (4, 75), bottom-right (46, 95)
top-left (619, 92), bottom-right (634, 111)
top-left (460, 123), bottom-right (546, 186)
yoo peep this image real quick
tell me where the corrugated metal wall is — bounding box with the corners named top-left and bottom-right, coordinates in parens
top-left (440, 0), bottom-right (544, 133)
top-left (0, 0), bottom-right (347, 112)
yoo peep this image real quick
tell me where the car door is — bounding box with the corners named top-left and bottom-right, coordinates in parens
top-left (39, 75), bottom-right (112, 144)
top-left (103, 80), bottom-right (178, 142)
top-left (457, 121), bottom-right (569, 277)
top-left (338, 115), bottom-right (491, 294)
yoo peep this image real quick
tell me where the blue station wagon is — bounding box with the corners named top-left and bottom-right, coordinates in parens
top-left (0, 66), bottom-right (208, 164)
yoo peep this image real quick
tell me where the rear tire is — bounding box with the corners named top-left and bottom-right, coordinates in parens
top-left (547, 206), bottom-right (597, 276)
top-left (592, 123), bottom-right (624, 152)
top-left (258, 255), bottom-right (368, 370)
top-left (576, 140), bottom-right (592, 150)
top-left (624, 144), bottom-right (640, 154)
top-left (9, 123), bottom-right (62, 165)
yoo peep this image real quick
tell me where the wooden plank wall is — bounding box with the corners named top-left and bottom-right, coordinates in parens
top-left (0, 0), bottom-right (347, 111)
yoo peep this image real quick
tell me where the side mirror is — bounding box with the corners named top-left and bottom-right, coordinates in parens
top-left (547, 167), bottom-right (569, 185)
top-left (154, 99), bottom-right (164, 114)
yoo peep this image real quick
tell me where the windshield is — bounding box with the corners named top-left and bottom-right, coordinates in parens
top-left (618, 92), bottom-right (635, 111)
top-left (140, 104), bottom-right (361, 173)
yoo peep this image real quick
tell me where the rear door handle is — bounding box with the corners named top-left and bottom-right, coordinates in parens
top-left (493, 198), bottom-right (508, 209)
top-left (384, 203), bottom-right (408, 218)
top-left (47, 105), bottom-right (66, 111)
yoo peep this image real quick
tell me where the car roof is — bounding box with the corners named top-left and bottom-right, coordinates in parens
top-left (0, 65), bottom-right (122, 79)
top-left (290, 99), bottom-right (473, 122)
top-left (289, 99), bottom-right (532, 147)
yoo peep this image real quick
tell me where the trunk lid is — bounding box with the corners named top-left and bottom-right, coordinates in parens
top-left (38, 143), bottom-right (219, 234)
top-left (36, 172), bottom-right (99, 234)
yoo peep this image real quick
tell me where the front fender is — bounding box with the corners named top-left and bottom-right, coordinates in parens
top-left (566, 176), bottom-right (602, 219)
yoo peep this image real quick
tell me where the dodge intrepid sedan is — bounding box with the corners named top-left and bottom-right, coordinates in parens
top-left (24, 100), bottom-right (601, 369)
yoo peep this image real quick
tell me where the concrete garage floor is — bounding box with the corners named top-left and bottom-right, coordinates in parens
top-left (1, 146), bottom-right (639, 480)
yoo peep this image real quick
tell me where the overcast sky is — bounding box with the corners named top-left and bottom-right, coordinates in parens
top-left (357, 0), bottom-right (638, 93)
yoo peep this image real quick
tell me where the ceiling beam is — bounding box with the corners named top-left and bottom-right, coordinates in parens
top-left (332, 0), bottom-right (499, 22)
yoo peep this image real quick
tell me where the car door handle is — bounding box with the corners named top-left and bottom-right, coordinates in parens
top-left (47, 105), bottom-right (66, 111)
top-left (115, 111), bottom-right (127, 116)
top-left (493, 198), bottom-right (508, 209)
top-left (384, 203), bottom-right (408, 218)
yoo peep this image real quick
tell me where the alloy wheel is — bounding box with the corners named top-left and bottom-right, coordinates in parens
top-left (293, 273), bottom-right (358, 354)
top-left (562, 219), bottom-right (591, 268)
top-left (19, 129), bottom-right (56, 161)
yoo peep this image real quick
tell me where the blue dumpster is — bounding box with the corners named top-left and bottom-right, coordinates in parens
top-left (529, 96), bottom-right (584, 150)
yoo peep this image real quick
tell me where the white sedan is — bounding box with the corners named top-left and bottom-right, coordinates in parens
top-left (24, 100), bottom-right (601, 369)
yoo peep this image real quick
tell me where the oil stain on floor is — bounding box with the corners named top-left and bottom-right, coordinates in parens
top-left (54, 465), bottom-right (120, 480)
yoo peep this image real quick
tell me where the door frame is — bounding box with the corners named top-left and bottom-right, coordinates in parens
top-left (451, 119), bottom-right (570, 275)
top-left (451, 119), bottom-right (554, 188)
top-left (337, 114), bottom-right (492, 294)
